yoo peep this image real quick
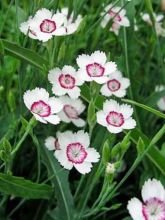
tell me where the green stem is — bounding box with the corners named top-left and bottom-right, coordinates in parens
top-left (11, 117), bottom-right (36, 155)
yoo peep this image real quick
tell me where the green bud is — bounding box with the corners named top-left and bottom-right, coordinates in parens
top-left (7, 91), bottom-right (16, 112)
top-left (102, 140), bottom-right (110, 164)
top-left (87, 100), bottom-right (96, 127)
top-left (111, 143), bottom-right (121, 159)
top-left (0, 150), bottom-right (9, 162)
top-left (3, 138), bottom-right (12, 154)
top-left (136, 137), bottom-right (145, 155)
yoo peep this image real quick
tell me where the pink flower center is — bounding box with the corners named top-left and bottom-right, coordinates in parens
top-left (108, 10), bottom-right (122, 22)
top-left (107, 79), bottom-right (121, 92)
top-left (31, 100), bottom-right (51, 117)
top-left (66, 142), bottom-right (87, 164)
top-left (40, 19), bottom-right (56, 33)
top-left (54, 139), bottom-right (61, 150)
top-left (63, 105), bottom-right (79, 119)
top-left (106, 111), bottom-right (124, 127)
top-left (59, 74), bottom-right (76, 89)
top-left (142, 198), bottom-right (165, 220)
top-left (86, 63), bottom-right (105, 77)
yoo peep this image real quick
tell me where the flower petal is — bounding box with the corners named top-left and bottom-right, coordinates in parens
top-left (74, 162), bottom-right (92, 174)
top-left (141, 179), bottom-right (165, 202)
top-left (45, 136), bottom-right (55, 150)
top-left (127, 198), bottom-right (145, 220)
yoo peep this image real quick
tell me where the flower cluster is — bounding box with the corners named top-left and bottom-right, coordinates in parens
top-left (23, 49), bottom-right (136, 173)
top-left (127, 178), bottom-right (165, 220)
top-left (141, 13), bottom-right (165, 37)
top-left (21, 5), bottom-right (136, 174)
top-left (45, 130), bottom-right (100, 174)
top-left (20, 8), bottom-right (82, 42)
top-left (101, 4), bottom-right (130, 35)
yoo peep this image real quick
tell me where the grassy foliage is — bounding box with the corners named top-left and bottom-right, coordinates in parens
top-left (0, 0), bottom-right (165, 219)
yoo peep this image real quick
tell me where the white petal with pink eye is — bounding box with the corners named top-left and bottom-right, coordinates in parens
top-left (48, 65), bottom-right (83, 98)
top-left (122, 118), bottom-right (136, 129)
top-left (101, 4), bottom-right (130, 34)
top-left (67, 87), bottom-right (81, 99)
top-left (23, 88), bottom-right (49, 109)
top-left (100, 71), bottom-right (130, 98)
top-left (127, 198), bottom-right (145, 220)
top-left (55, 150), bottom-right (73, 170)
top-left (55, 8), bottom-right (82, 36)
top-left (96, 111), bottom-right (107, 127)
top-left (58, 96), bottom-right (85, 127)
top-left (76, 51), bottom-right (116, 83)
top-left (45, 136), bottom-right (56, 150)
top-left (104, 62), bottom-right (117, 75)
top-left (103, 99), bottom-right (120, 114)
top-left (23, 88), bottom-right (62, 124)
top-left (91, 51), bottom-right (107, 65)
top-left (55, 130), bottom-right (100, 174)
top-left (46, 115), bottom-right (60, 125)
top-left (74, 162), bottom-right (92, 174)
top-left (32, 113), bottom-right (47, 124)
top-left (22, 8), bottom-right (66, 42)
top-left (76, 54), bottom-right (92, 68)
top-left (113, 89), bottom-right (126, 98)
top-left (128, 179), bottom-right (165, 220)
top-left (72, 118), bottom-right (85, 127)
top-left (142, 179), bottom-right (165, 203)
top-left (58, 131), bottom-right (74, 148)
top-left (48, 68), bottom-right (61, 84)
top-left (85, 148), bottom-right (100, 162)
top-left (107, 125), bottom-right (123, 134)
top-left (73, 130), bottom-right (90, 148)
top-left (20, 17), bottom-right (38, 39)
top-left (48, 97), bottom-right (63, 114)
top-left (119, 104), bottom-right (133, 119)
top-left (97, 99), bottom-right (136, 134)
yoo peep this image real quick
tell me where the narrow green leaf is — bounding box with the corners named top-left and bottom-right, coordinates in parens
top-left (122, 99), bottom-right (165, 119)
top-left (1, 39), bottom-right (49, 70)
top-left (0, 173), bottom-right (53, 199)
top-left (40, 145), bottom-right (74, 220)
top-left (129, 128), bottom-right (165, 175)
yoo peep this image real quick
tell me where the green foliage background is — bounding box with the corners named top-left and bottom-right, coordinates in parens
top-left (0, 0), bottom-right (165, 219)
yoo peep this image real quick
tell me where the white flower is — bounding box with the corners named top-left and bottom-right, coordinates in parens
top-left (76, 51), bottom-right (117, 84)
top-left (48, 65), bottom-right (84, 99)
top-left (58, 96), bottom-right (86, 127)
top-left (100, 71), bottom-right (130, 98)
top-left (20, 16), bottom-right (38, 39)
top-left (141, 13), bottom-right (164, 25)
top-left (23, 88), bottom-right (63, 124)
top-left (141, 13), bottom-right (165, 37)
top-left (54, 130), bottom-right (100, 174)
top-left (101, 4), bottom-right (130, 35)
top-left (20, 8), bottom-right (66, 42)
top-left (127, 178), bottom-right (165, 220)
top-left (55, 8), bottom-right (82, 35)
top-left (155, 85), bottom-right (165, 111)
top-left (96, 99), bottom-right (136, 133)
top-left (45, 134), bottom-right (61, 151)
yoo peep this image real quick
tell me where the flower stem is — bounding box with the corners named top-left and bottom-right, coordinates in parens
top-left (11, 117), bottom-right (37, 155)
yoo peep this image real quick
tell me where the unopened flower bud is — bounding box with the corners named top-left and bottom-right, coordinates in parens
top-left (106, 163), bottom-right (115, 174)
